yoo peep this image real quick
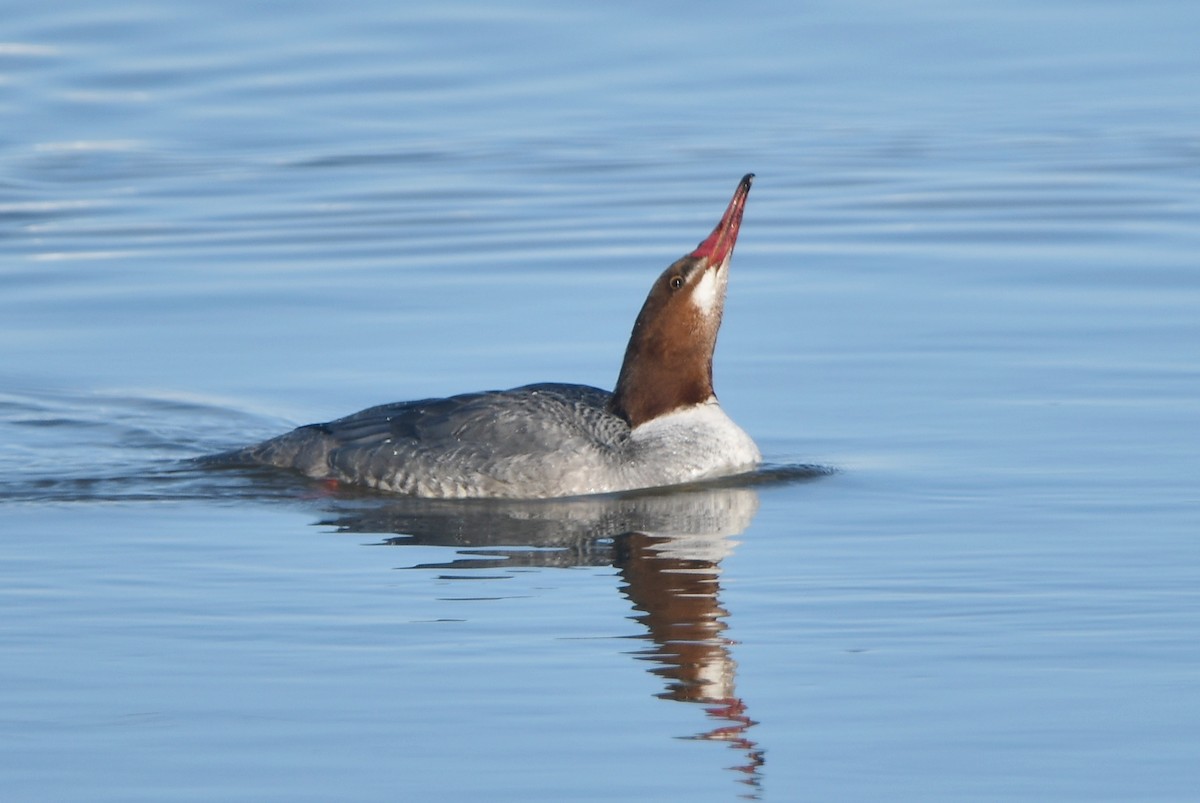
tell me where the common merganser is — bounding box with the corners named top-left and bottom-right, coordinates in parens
top-left (212, 174), bottom-right (761, 499)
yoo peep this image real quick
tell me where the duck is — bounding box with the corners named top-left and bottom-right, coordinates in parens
top-left (210, 174), bottom-right (761, 499)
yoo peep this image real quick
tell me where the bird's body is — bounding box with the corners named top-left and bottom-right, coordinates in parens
top-left (230, 382), bottom-right (759, 498)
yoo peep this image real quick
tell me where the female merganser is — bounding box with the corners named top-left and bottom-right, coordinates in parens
top-left (213, 174), bottom-right (761, 498)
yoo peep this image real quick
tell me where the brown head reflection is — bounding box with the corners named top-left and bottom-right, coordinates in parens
top-left (615, 530), bottom-right (764, 796)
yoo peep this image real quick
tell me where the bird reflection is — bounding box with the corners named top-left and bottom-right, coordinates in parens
top-left (615, 530), bottom-right (765, 794)
top-left (314, 469), bottom-right (823, 796)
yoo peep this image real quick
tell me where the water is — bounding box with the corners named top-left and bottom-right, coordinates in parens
top-left (3, 1), bottom-right (1199, 800)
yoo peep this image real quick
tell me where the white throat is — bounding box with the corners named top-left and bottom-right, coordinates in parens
top-left (690, 265), bottom-right (727, 318)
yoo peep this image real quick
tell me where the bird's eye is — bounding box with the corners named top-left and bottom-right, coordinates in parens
top-left (669, 275), bottom-right (684, 290)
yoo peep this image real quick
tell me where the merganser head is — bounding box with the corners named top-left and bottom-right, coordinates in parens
top-left (609, 174), bottom-right (754, 428)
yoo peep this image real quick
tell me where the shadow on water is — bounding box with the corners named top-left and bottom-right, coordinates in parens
top-left (1, 388), bottom-right (831, 797)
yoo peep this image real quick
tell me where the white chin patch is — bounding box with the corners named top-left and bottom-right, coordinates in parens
top-left (689, 265), bottom-right (726, 316)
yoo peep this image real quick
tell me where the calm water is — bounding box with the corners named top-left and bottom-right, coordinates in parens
top-left (3, 1), bottom-right (1199, 800)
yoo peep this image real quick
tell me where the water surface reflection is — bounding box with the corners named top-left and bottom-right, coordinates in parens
top-left (316, 484), bottom-right (800, 797)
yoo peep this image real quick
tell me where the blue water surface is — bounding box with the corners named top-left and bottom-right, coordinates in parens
top-left (2, 1), bottom-right (1199, 800)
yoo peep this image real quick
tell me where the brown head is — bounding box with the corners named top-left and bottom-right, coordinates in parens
top-left (609, 174), bottom-right (754, 428)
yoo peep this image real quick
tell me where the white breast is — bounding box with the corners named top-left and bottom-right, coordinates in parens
top-left (629, 399), bottom-right (761, 485)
